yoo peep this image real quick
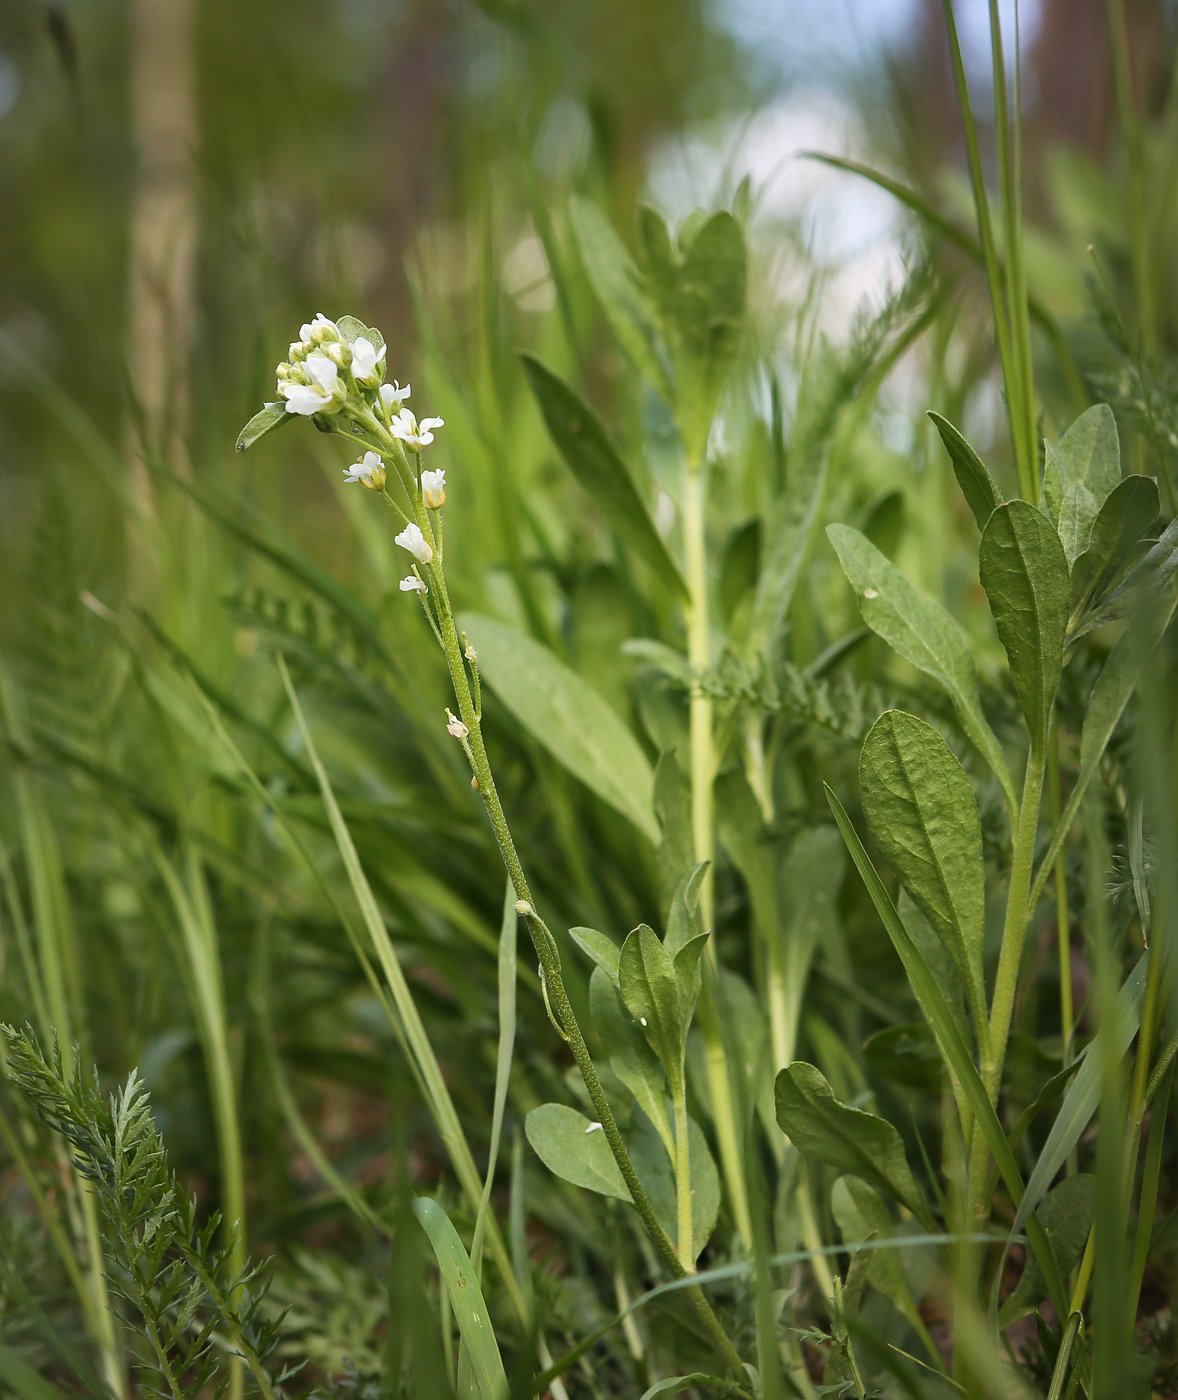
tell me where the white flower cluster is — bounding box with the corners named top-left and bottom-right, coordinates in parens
top-left (276, 313), bottom-right (387, 418)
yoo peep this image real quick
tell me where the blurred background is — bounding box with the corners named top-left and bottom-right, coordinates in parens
top-left (2, 0), bottom-right (1178, 1389)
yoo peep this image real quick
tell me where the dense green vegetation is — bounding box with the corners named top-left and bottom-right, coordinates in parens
top-left (3, 2), bottom-right (1178, 1396)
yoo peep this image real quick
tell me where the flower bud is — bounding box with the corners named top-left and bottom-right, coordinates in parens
top-left (421, 468), bottom-right (446, 510)
top-left (445, 708), bottom-right (469, 739)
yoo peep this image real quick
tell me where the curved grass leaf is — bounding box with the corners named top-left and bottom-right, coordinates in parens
top-left (825, 785), bottom-right (1069, 1316)
top-left (0, 1341), bottom-right (73, 1400)
top-left (978, 501), bottom-right (1069, 754)
top-left (458, 613), bottom-right (659, 842)
top-left (826, 523), bottom-right (1016, 812)
top-left (520, 355), bottom-right (687, 600)
top-left (774, 1062), bottom-right (932, 1228)
top-left (859, 711), bottom-right (986, 1031)
top-left (525, 1103), bottom-right (630, 1201)
top-left (411, 1198), bottom-right (508, 1400)
top-left (1000, 1175), bottom-right (1095, 1327)
top-left (928, 411), bottom-right (1003, 531)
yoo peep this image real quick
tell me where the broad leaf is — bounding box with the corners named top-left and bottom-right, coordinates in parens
top-left (570, 926), bottom-right (622, 983)
top-left (520, 355), bottom-right (688, 600)
top-left (1069, 474), bottom-right (1160, 625)
top-left (458, 613), bottom-right (658, 842)
top-left (335, 315), bottom-right (385, 353)
top-left (569, 195), bottom-right (672, 401)
top-left (928, 411), bottom-right (1003, 531)
top-left (1043, 403), bottom-right (1120, 522)
top-left (826, 523), bottom-right (1015, 811)
top-left (619, 924), bottom-right (707, 1087)
top-left (412, 1198), bottom-right (508, 1400)
top-left (999, 1175), bottom-right (1095, 1327)
top-left (978, 500), bottom-right (1069, 753)
top-left (774, 1061), bottom-right (931, 1226)
top-left (235, 400), bottom-right (295, 453)
top-left (863, 1023), bottom-right (942, 1091)
top-left (859, 711), bottom-right (986, 1023)
top-left (525, 1103), bottom-right (630, 1201)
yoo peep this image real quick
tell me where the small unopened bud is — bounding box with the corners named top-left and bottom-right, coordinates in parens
top-left (464, 643), bottom-right (478, 662)
top-left (514, 899), bottom-right (534, 916)
top-left (471, 776), bottom-right (480, 790)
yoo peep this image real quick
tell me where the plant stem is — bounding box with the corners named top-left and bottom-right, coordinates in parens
top-left (672, 1077), bottom-right (694, 1272)
top-left (1047, 722), bottom-right (1074, 1066)
top-left (417, 506), bottom-right (746, 1380)
top-left (681, 452), bottom-right (754, 1248)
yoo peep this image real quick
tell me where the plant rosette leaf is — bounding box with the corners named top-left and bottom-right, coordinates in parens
top-left (978, 500), bottom-right (1069, 755)
top-left (618, 924), bottom-right (708, 1088)
top-left (774, 1061), bottom-right (932, 1227)
top-left (832, 1177), bottom-right (934, 1342)
top-left (1043, 403), bottom-right (1120, 524)
top-left (826, 523), bottom-right (1016, 812)
top-left (525, 1103), bottom-right (631, 1201)
top-left (859, 710), bottom-right (987, 1035)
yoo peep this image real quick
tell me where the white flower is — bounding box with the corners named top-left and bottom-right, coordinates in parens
top-left (280, 355), bottom-right (341, 415)
top-left (342, 450), bottom-right (386, 490)
top-left (391, 408), bottom-right (444, 450)
top-left (300, 313), bottom-right (339, 344)
top-left (421, 468), bottom-right (446, 509)
top-left (351, 336), bottom-right (384, 386)
top-left (399, 575), bottom-right (427, 594)
top-left (395, 522), bottom-right (434, 564)
top-left (380, 381), bottom-right (411, 409)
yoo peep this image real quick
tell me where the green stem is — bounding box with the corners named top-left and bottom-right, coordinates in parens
top-left (1127, 1063), bottom-right (1172, 1339)
top-left (1047, 722), bottom-right (1074, 1066)
top-left (671, 1075), bottom-right (694, 1272)
top-left (416, 505), bottom-right (745, 1380)
top-left (681, 453), bottom-right (754, 1248)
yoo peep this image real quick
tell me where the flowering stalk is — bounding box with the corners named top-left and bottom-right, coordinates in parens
top-left (241, 316), bottom-right (747, 1381)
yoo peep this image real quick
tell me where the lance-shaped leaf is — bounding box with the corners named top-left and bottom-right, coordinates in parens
top-left (832, 1177), bottom-right (935, 1351)
top-left (569, 195), bottom-right (672, 401)
top-left (978, 501), bottom-right (1069, 754)
top-left (570, 926), bottom-right (622, 983)
top-left (1043, 403), bottom-right (1120, 522)
top-left (1069, 474), bottom-right (1160, 626)
top-left (525, 1103), bottom-right (630, 1201)
top-left (928, 411), bottom-right (1003, 531)
top-left (859, 711), bottom-right (986, 1028)
top-left (827, 523), bottom-right (1015, 812)
top-left (618, 924), bottom-right (708, 1089)
top-left (235, 400), bottom-right (296, 453)
top-left (458, 613), bottom-right (659, 842)
top-left (1074, 512), bottom-right (1178, 642)
top-left (520, 355), bottom-right (688, 601)
top-left (1056, 482), bottom-right (1099, 564)
top-left (774, 1062), bottom-right (932, 1228)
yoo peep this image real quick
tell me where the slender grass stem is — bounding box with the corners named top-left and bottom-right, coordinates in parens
top-left (1047, 722), bottom-right (1074, 1066)
top-left (671, 1077), bottom-right (694, 1272)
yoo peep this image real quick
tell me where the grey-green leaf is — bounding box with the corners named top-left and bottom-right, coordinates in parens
top-left (520, 355), bottom-right (688, 600)
top-left (618, 924), bottom-right (706, 1084)
top-left (525, 1103), bottom-right (630, 1201)
top-left (458, 613), bottom-right (658, 842)
top-left (1047, 403), bottom-right (1121, 521)
top-left (1069, 474), bottom-right (1159, 625)
top-left (832, 1176), bottom-right (933, 1340)
top-left (826, 523), bottom-right (1015, 812)
top-left (774, 1061), bottom-right (930, 1226)
top-left (1057, 482), bottom-right (1099, 564)
top-left (235, 400), bottom-right (294, 453)
top-left (978, 500), bottom-right (1069, 753)
top-left (570, 926), bottom-right (622, 984)
top-left (569, 195), bottom-right (672, 401)
top-left (860, 711), bottom-right (985, 1021)
top-left (928, 411), bottom-right (1003, 531)
top-left (411, 1198), bottom-right (508, 1400)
